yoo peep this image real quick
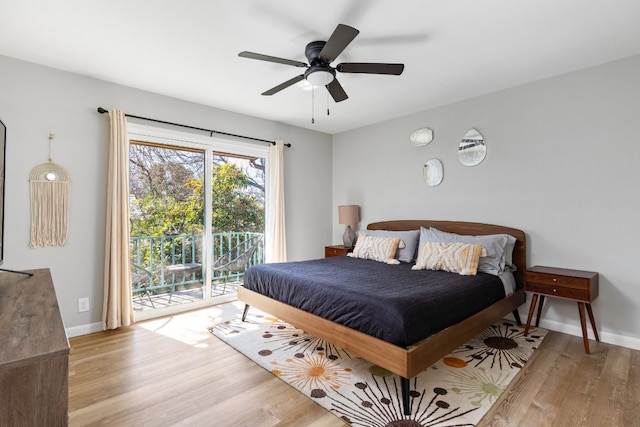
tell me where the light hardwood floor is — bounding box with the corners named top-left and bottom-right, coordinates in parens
top-left (68, 303), bottom-right (640, 427)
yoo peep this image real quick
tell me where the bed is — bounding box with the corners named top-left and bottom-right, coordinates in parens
top-left (237, 220), bottom-right (526, 415)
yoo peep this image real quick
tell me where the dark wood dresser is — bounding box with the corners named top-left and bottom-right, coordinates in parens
top-left (0, 268), bottom-right (69, 426)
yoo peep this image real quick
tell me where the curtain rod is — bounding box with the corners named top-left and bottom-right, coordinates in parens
top-left (96, 107), bottom-right (291, 147)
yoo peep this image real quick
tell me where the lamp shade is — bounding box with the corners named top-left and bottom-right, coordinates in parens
top-left (338, 205), bottom-right (360, 225)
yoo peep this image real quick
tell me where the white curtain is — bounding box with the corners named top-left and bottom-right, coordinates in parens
top-left (266, 140), bottom-right (287, 262)
top-left (102, 109), bottom-right (133, 330)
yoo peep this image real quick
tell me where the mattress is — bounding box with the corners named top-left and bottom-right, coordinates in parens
top-left (242, 256), bottom-right (506, 347)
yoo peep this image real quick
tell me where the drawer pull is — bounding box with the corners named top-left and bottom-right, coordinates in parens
top-left (553, 278), bottom-right (557, 282)
top-left (553, 288), bottom-right (557, 293)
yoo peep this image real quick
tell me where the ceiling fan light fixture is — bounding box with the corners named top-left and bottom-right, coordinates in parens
top-left (305, 67), bottom-right (335, 86)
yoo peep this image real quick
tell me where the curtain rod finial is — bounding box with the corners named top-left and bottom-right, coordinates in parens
top-left (97, 107), bottom-right (108, 114)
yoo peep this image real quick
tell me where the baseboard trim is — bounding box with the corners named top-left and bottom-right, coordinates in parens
top-left (517, 310), bottom-right (640, 351)
top-left (66, 321), bottom-right (103, 338)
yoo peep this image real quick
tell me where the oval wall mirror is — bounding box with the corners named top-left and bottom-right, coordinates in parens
top-left (458, 128), bottom-right (486, 166)
top-left (410, 127), bottom-right (433, 147)
top-left (423, 158), bottom-right (443, 186)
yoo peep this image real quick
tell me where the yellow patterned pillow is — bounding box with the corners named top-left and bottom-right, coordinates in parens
top-left (412, 241), bottom-right (486, 275)
top-left (350, 234), bottom-right (401, 264)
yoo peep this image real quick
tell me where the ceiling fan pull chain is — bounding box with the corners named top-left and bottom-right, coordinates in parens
top-left (311, 86), bottom-right (315, 124)
top-left (327, 91), bottom-right (330, 116)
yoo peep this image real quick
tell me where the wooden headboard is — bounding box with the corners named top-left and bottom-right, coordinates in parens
top-left (367, 220), bottom-right (527, 290)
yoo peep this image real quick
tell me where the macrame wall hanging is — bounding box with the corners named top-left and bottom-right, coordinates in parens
top-left (29, 134), bottom-right (71, 247)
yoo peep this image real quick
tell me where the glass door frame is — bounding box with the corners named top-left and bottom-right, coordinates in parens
top-left (127, 123), bottom-right (270, 321)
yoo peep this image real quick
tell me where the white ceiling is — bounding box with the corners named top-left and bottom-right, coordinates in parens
top-left (2, 1), bottom-right (640, 134)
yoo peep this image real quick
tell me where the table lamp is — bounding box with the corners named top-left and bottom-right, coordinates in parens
top-left (338, 205), bottom-right (360, 248)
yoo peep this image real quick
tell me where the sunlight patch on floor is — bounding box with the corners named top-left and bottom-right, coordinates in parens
top-left (137, 300), bottom-right (247, 346)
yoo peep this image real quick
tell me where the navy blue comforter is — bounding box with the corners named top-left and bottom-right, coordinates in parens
top-left (242, 256), bottom-right (505, 347)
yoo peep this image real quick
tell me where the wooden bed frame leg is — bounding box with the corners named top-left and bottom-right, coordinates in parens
top-left (400, 376), bottom-right (411, 416)
top-left (241, 304), bottom-right (250, 322)
top-left (512, 309), bottom-right (522, 326)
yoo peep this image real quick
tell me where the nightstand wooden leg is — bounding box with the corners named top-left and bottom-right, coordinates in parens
top-left (535, 295), bottom-right (545, 327)
top-left (578, 302), bottom-right (590, 354)
top-left (524, 294), bottom-right (539, 336)
top-left (586, 303), bottom-right (600, 342)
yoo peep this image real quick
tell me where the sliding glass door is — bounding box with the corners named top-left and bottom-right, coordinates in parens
top-left (210, 152), bottom-right (265, 298)
top-left (127, 124), bottom-right (267, 319)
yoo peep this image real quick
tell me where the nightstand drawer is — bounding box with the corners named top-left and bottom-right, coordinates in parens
top-left (325, 245), bottom-right (351, 257)
top-left (526, 271), bottom-right (592, 290)
top-left (525, 280), bottom-right (590, 301)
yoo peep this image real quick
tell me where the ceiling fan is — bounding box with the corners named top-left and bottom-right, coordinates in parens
top-left (239, 24), bottom-right (405, 102)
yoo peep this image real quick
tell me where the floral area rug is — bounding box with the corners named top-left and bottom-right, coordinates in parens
top-left (210, 305), bottom-right (547, 427)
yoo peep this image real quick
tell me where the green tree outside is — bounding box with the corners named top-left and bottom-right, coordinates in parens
top-left (129, 144), bottom-right (264, 238)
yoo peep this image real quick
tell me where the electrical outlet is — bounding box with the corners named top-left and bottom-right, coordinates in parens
top-left (78, 297), bottom-right (90, 313)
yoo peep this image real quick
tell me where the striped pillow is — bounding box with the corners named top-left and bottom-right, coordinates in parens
top-left (412, 241), bottom-right (486, 275)
top-left (350, 234), bottom-right (401, 264)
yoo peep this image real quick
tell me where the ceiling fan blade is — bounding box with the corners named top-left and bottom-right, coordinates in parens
top-left (262, 74), bottom-right (305, 96)
top-left (336, 63), bottom-right (405, 75)
top-left (239, 51), bottom-right (308, 68)
top-left (326, 79), bottom-right (348, 102)
top-left (319, 24), bottom-right (359, 62)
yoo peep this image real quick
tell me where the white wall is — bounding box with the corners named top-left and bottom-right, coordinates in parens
top-left (332, 55), bottom-right (640, 349)
top-left (0, 55), bottom-right (332, 333)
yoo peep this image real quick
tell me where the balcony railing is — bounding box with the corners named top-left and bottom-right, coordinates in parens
top-left (130, 231), bottom-right (264, 300)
